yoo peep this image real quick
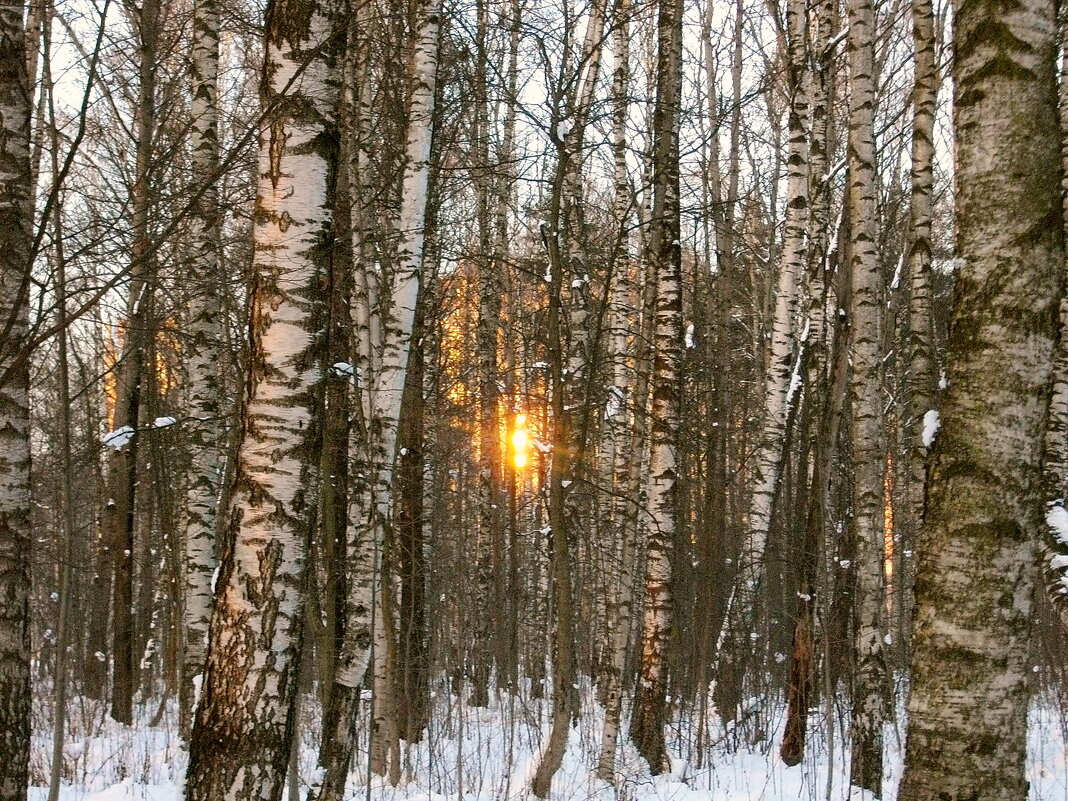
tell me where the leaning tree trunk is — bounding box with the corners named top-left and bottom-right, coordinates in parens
top-left (628, 0), bottom-right (682, 776)
top-left (180, 0), bottom-right (224, 740)
top-left (738, 0), bottom-right (810, 605)
top-left (898, 0), bottom-right (1063, 795)
top-left (0, 4), bottom-right (33, 799)
top-left (184, 2), bottom-right (340, 798)
top-left (845, 0), bottom-right (887, 788)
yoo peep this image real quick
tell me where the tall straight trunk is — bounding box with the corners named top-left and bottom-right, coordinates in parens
top-left (395, 308), bottom-right (427, 741)
top-left (184, 1), bottom-right (340, 797)
top-left (595, 0), bottom-right (635, 780)
top-left (530, 116), bottom-right (580, 801)
top-left (106, 0), bottom-right (160, 726)
top-left (899, 0), bottom-right (1063, 794)
top-left (310, 1), bottom-right (440, 795)
top-left (1043, 1), bottom-right (1068, 633)
top-left (781, 227), bottom-right (848, 765)
top-left (0, 4), bottom-right (32, 799)
top-left (629, 0), bottom-right (682, 775)
top-left (470, 0), bottom-right (501, 707)
top-left (846, 0), bottom-right (886, 787)
top-left (496, 0), bottom-right (521, 689)
top-left (180, 0), bottom-right (224, 739)
top-left (903, 0), bottom-right (939, 609)
top-left (44, 21), bottom-right (74, 796)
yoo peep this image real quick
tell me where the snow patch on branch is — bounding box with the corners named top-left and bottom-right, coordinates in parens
top-left (102, 426), bottom-right (135, 450)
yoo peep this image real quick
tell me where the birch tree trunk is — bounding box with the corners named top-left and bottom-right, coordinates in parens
top-left (1042, 5), bottom-right (1068, 633)
top-left (846, 0), bottom-right (887, 786)
top-left (310, 2), bottom-right (440, 794)
top-left (180, 0), bottom-right (224, 739)
top-left (0, 3), bottom-right (32, 798)
top-left (629, 0), bottom-right (682, 775)
top-left (595, 0), bottom-right (637, 779)
top-left (184, 1), bottom-right (340, 797)
top-left (742, 0), bottom-right (810, 577)
top-left (471, 0), bottom-right (501, 707)
top-left (899, 0), bottom-right (1063, 793)
top-left (902, 0), bottom-right (939, 630)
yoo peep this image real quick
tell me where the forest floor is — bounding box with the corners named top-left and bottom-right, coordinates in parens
top-left (25, 680), bottom-right (1068, 801)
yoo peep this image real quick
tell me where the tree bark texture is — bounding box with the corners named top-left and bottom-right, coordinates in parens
top-left (629, 0), bottom-right (682, 775)
top-left (181, 0), bottom-right (224, 740)
top-left (899, 0), bottom-right (1063, 794)
top-left (184, 1), bottom-right (340, 797)
top-left (0, 3), bottom-right (32, 798)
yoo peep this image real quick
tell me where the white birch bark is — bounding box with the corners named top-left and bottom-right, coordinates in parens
top-left (0, 4), bottom-right (32, 798)
top-left (1042, 12), bottom-right (1068, 634)
top-left (737, 0), bottom-right (810, 628)
top-left (629, 0), bottom-right (682, 775)
top-left (596, 0), bottom-right (636, 778)
top-left (180, 0), bottom-right (224, 740)
top-left (184, 1), bottom-right (339, 798)
top-left (846, 0), bottom-right (886, 788)
top-left (900, 0), bottom-right (1063, 794)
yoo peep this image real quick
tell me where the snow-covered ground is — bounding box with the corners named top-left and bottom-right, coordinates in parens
top-left (26, 683), bottom-right (1068, 801)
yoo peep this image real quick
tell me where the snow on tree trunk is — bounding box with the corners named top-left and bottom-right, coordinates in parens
top-left (0, 4), bottom-right (32, 799)
top-left (846, 0), bottom-right (887, 787)
top-left (899, 0), bottom-right (1063, 794)
top-left (180, 0), bottom-right (224, 740)
top-left (629, 0), bottom-right (682, 775)
top-left (184, 1), bottom-right (340, 798)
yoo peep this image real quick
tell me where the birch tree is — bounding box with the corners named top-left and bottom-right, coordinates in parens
top-left (846, 0), bottom-right (887, 785)
top-left (629, 0), bottom-right (682, 774)
top-left (899, 0), bottom-right (1063, 793)
top-left (0, 3), bottom-right (32, 798)
top-left (184, 0), bottom-right (340, 796)
top-left (180, 0), bottom-right (224, 739)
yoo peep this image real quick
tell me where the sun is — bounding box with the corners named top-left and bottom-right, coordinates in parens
top-left (512, 413), bottom-right (530, 470)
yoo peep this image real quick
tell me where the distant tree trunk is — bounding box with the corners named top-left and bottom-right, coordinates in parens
top-left (899, 0), bottom-right (1063, 794)
top-left (595, 0), bottom-right (636, 780)
top-left (470, 0), bottom-right (501, 707)
top-left (180, 0), bottom-right (224, 740)
top-left (0, 4), bottom-right (33, 799)
top-left (184, 0), bottom-right (340, 797)
top-left (900, 0), bottom-right (939, 648)
top-left (628, 0), bottom-right (682, 775)
top-left (846, 0), bottom-right (887, 785)
top-left (395, 307), bottom-right (427, 741)
top-left (106, 0), bottom-right (160, 726)
top-left (45, 24), bottom-right (76, 795)
top-left (530, 115), bottom-right (580, 801)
